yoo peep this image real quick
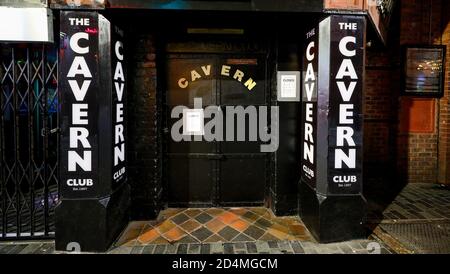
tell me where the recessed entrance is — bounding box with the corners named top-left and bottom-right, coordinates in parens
top-left (164, 50), bottom-right (270, 207)
top-left (114, 207), bottom-right (312, 246)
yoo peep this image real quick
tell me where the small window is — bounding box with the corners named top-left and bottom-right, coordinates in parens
top-left (401, 45), bottom-right (446, 97)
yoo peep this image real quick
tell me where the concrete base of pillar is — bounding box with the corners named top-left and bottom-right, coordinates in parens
top-left (299, 180), bottom-right (367, 243)
top-left (55, 184), bottom-right (130, 252)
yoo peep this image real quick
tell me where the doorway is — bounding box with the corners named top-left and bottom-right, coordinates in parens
top-left (164, 51), bottom-right (270, 207)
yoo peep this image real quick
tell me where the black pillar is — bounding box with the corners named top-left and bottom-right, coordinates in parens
top-left (300, 15), bottom-right (366, 242)
top-left (56, 11), bottom-right (130, 252)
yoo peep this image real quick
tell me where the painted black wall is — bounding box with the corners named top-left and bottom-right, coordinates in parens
top-left (111, 10), bottom-right (322, 219)
top-left (270, 15), bottom-right (311, 216)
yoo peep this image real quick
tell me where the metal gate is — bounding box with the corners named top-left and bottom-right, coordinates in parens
top-left (0, 44), bottom-right (59, 239)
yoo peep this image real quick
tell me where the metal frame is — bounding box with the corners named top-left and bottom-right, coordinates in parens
top-left (401, 45), bottom-right (446, 98)
top-left (0, 44), bottom-right (59, 240)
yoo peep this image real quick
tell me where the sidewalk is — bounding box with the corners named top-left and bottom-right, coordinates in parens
top-left (1, 183), bottom-right (449, 254)
top-left (0, 207), bottom-right (389, 254)
top-left (368, 183), bottom-right (450, 254)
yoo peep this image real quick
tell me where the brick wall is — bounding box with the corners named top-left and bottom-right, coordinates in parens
top-left (438, 0), bottom-right (450, 184)
top-left (324, 0), bottom-right (364, 9)
top-left (364, 0), bottom-right (449, 185)
top-left (364, 47), bottom-right (399, 193)
top-left (127, 34), bottom-right (162, 219)
top-left (397, 0), bottom-right (446, 184)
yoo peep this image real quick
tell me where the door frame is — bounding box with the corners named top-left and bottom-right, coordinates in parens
top-left (161, 41), bottom-right (274, 208)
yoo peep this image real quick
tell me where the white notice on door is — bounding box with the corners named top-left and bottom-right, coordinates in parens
top-left (183, 109), bottom-right (204, 135)
top-left (281, 75), bottom-right (297, 98)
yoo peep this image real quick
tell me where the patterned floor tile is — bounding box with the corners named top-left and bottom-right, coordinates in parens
top-left (179, 219), bottom-right (202, 233)
top-left (195, 212), bottom-right (214, 224)
top-left (260, 232), bottom-right (282, 241)
top-left (255, 217), bottom-right (273, 229)
top-left (205, 208), bottom-right (226, 216)
top-left (171, 213), bottom-right (190, 225)
top-left (288, 224), bottom-right (309, 236)
top-left (163, 227), bottom-right (186, 242)
top-left (204, 234), bottom-right (226, 243)
top-left (218, 226), bottom-right (240, 241)
top-left (191, 227), bottom-right (213, 241)
top-left (138, 228), bottom-right (161, 244)
top-left (217, 211), bottom-right (240, 225)
top-left (270, 223), bottom-right (290, 234)
top-left (259, 211), bottom-right (276, 220)
top-left (251, 207), bottom-right (270, 216)
top-left (148, 236), bottom-right (170, 245)
top-left (177, 235), bottom-right (200, 243)
top-left (118, 207), bottom-right (315, 247)
top-left (229, 208), bottom-right (249, 216)
top-left (120, 239), bottom-right (138, 247)
top-left (184, 209), bottom-right (203, 218)
top-left (232, 233), bottom-right (254, 242)
top-left (242, 211), bottom-right (260, 223)
top-left (243, 225), bottom-right (265, 240)
top-left (268, 228), bottom-right (290, 240)
top-left (156, 220), bottom-right (177, 234)
top-left (205, 218), bottom-right (227, 233)
top-left (230, 219), bottom-right (250, 232)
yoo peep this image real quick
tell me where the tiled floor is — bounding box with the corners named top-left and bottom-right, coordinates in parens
top-left (114, 207), bottom-right (312, 248)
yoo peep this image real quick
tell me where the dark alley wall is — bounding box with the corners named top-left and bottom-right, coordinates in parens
top-left (364, 0), bottom-right (450, 189)
top-left (123, 1), bottom-right (450, 221)
top-left (127, 33), bottom-right (163, 219)
top-left (123, 12), bottom-right (307, 218)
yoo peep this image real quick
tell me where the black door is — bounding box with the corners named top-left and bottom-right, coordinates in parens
top-left (165, 53), bottom-right (268, 207)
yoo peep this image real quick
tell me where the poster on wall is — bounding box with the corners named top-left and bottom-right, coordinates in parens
top-left (277, 71), bottom-right (300, 102)
top-left (300, 27), bottom-right (318, 189)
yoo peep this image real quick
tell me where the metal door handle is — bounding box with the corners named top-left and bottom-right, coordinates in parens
top-left (50, 128), bottom-right (60, 134)
top-left (41, 128), bottom-right (60, 136)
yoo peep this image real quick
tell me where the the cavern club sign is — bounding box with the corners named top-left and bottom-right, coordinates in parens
top-left (59, 11), bottom-right (127, 198)
top-left (301, 15), bottom-right (365, 195)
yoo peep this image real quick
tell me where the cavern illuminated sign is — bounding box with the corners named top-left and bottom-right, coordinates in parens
top-left (301, 15), bottom-right (364, 195)
top-left (176, 64), bottom-right (257, 91)
top-left (59, 11), bottom-right (127, 198)
top-left (301, 27), bottom-right (318, 189)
